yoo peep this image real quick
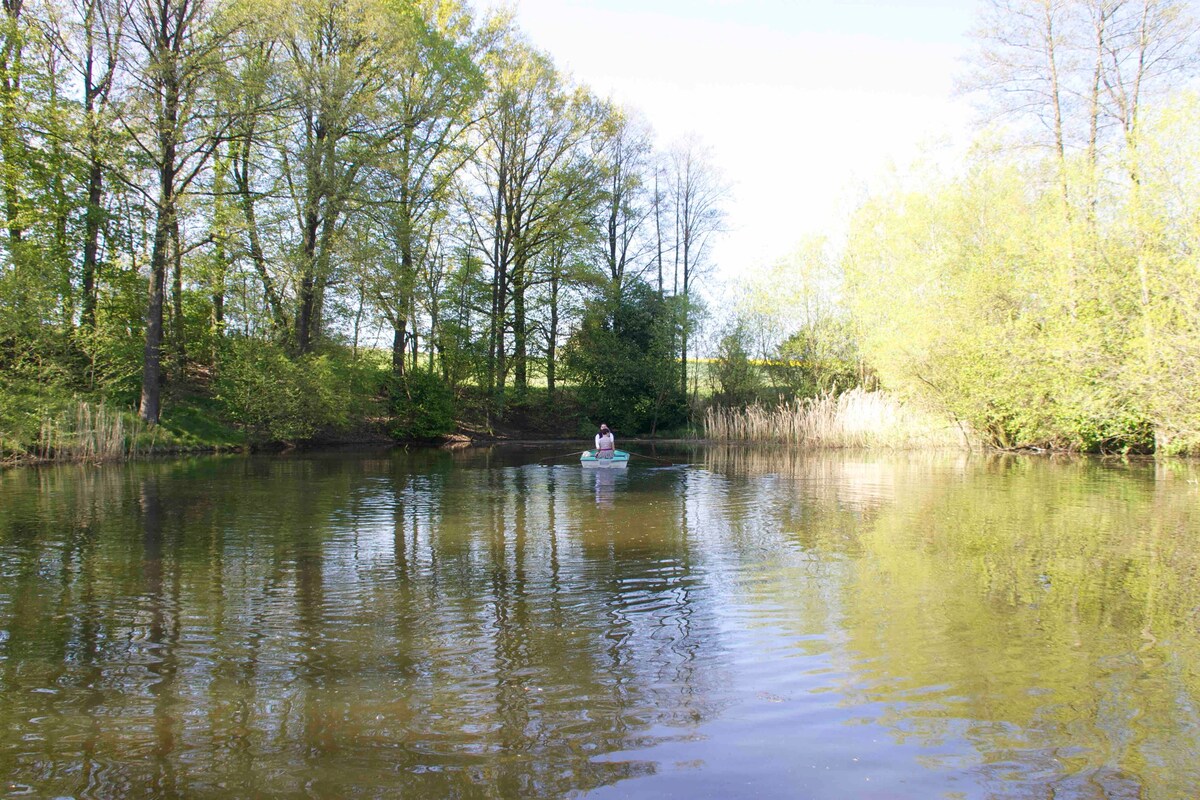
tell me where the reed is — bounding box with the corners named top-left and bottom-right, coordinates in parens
top-left (702, 388), bottom-right (968, 449)
top-left (35, 401), bottom-right (143, 462)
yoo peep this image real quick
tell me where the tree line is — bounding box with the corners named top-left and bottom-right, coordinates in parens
top-left (0, 0), bottom-right (727, 446)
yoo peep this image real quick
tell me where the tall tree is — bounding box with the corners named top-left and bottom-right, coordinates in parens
top-left (957, 0), bottom-right (1200, 449)
top-left (358, 0), bottom-right (484, 380)
top-left (969, 0), bottom-right (1077, 204)
top-left (275, 0), bottom-right (416, 353)
top-left (593, 103), bottom-right (653, 296)
top-left (565, 278), bottom-right (686, 434)
top-left (221, 36), bottom-right (289, 338)
top-left (651, 161), bottom-right (668, 297)
top-left (46, 0), bottom-right (125, 331)
top-left (1097, 0), bottom-right (1200, 182)
top-left (126, 0), bottom-right (236, 423)
top-left (0, 0), bottom-right (27, 255)
top-left (465, 34), bottom-right (600, 409)
top-left (667, 135), bottom-right (726, 396)
top-left (967, 0), bottom-right (1200, 190)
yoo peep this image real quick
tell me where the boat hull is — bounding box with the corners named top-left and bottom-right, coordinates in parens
top-left (580, 449), bottom-right (630, 468)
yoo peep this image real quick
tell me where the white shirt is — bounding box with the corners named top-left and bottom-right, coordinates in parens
top-left (595, 431), bottom-right (615, 456)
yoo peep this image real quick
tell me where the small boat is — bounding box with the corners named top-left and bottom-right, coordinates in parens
top-left (580, 449), bottom-right (630, 468)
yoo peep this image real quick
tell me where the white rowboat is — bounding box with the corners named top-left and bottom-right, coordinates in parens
top-left (580, 449), bottom-right (630, 468)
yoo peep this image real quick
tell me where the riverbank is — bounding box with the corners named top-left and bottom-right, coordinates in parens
top-left (9, 385), bottom-right (1190, 470)
top-left (0, 386), bottom-right (632, 467)
top-left (1, 398), bottom-right (245, 467)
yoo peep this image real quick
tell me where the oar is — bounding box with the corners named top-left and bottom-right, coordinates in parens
top-left (537, 450), bottom-right (587, 465)
top-left (626, 451), bottom-right (679, 465)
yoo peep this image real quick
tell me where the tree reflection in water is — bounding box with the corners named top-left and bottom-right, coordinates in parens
top-left (0, 449), bottom-right (1197, 798)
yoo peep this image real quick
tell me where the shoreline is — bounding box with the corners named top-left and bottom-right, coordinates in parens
top-left (5, 434), bottom-right (1187, 470)
top-left (0, 429), bottom-right (706, 469)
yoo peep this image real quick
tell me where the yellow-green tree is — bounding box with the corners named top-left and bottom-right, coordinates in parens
top-left (844, 96), bottom-right (1200, 453)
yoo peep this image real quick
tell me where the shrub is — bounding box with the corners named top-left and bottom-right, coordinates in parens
top-left (765, 318), bottom-right (864, 398)
top-left (711, 322), bottom-right (762, 407)
top-left (213, 339), bottom-right (383, 443)
top-left (564, 280), bottom-right (687, 435)
top-left (390, 369), bottom-right (457, 440)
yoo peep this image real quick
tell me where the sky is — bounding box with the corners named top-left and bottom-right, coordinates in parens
top-left (483, 0), bottom-right (980, 282)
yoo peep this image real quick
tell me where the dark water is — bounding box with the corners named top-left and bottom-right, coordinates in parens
top-left (1, 446), bottom-right (1198, 799)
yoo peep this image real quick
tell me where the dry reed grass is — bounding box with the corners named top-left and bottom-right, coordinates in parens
top-left (702, 388), bottom-right (968, 449)
top-left (36, 401), bottom-right (144, 462)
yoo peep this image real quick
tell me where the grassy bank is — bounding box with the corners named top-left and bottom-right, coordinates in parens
top-left (2, 395), bottom-right (248, 466)
top-left (0, 373), bottom-right (586, 466)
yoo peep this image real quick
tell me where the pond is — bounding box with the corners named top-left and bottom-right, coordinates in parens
top-left (1, 446), bottom-right (1198, 798)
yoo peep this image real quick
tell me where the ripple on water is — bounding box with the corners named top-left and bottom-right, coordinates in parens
top-left (1, 451), bottom-right (1199, 798)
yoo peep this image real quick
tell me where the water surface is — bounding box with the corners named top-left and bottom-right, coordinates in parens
top-left (1, 446), bottom-right (1198, 798)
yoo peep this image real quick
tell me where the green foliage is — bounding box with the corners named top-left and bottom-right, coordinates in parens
top-left (79, 265), bottom-right (149, 405)
top-left (498, 386), bottom-right (583, 436)
top-left (768, 317), bottom-right (864, 399)
top-left (710, 322), bottom-right (761, 407)
top-left (213, 339), bottom-right (385, 444)
top-left (0, 0), bottom-right (728, 454)
top-left (438, 316), bottom-right (489, 391)
top-left (564, 280), bottom-right (687, 434)
top-left (390, 369), bottom-right (457, 441)
top-left (39, 0), bottom-right (1200, 458)
top-left (843, 161), bottom-right (1101, 449)
top-left (0, 376), bottom-right (64, 459)
top-left (152, 394), bottom-right (246, 449)
top-left (727, 238), bottom-right (867, 405)
top-left (0, 379), bottom-right (244, 461)
top-left (840, 99), bottom-right (1200, 454)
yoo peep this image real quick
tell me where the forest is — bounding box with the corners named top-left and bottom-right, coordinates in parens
top-left (2, 0), bottom-right (1200, 458)
top-left (0, 0), bottom-right (728, 455)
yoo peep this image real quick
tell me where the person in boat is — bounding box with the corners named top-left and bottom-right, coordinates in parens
top-left (594, 424), bottom-right (615, 459)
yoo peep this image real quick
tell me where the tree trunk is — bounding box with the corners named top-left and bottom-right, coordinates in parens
top-left (393, 196), bottom-right (414, 378)
top-left (409, 293), bottom-right (418, 367)
top-left (488, 208), bottom-right (509, 417)
top-left (487, 265), bottom-right (498, 395)
top-left (211, 206), bottom-right (227, 340)
top-left (81, 159), bottom-right (103, 329)
top-left (1086, 0), bottom-right (1107, 218)
top-left (0, 1), bottom-right (24, 253)
top-left (294, 203), bottom-right (320, 352)
top-left (79, 0), bottom-right (116, 333)
top-left (487, 164), bottom-right (505, 403)
top-left (547, 265), bottom-right (559, 400)
top-left (392, 321), bottom-right (406, 375)
top-left (169, 212), bottom-right (184, 376)
top-left (654, 168), bottom-right (663, 296)
top-left (139, 53), bottom-right (180, 425)
top-left (608, 169), bottom-right (620, 286)
top-left (140, 187), bottom-right (172, 423)
top-left (428, 304), bottom-right (438, 373)
top-left (513, 257), bottom-right (526, 399)
top-left (235, 134), bottom-right (287, 335)
top-left (680, 242), bottom-right (690, 395)
top-left (52, 164), bottom-right (73, 329)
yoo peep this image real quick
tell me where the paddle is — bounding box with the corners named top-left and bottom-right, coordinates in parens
top-left (625, 451), bottom-right (681, 466)
top-left (537, 450), bottom-right (588, 465)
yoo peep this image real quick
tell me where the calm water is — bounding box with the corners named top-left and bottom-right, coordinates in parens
top-left (1, 446), bottom-right (1199, 799)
